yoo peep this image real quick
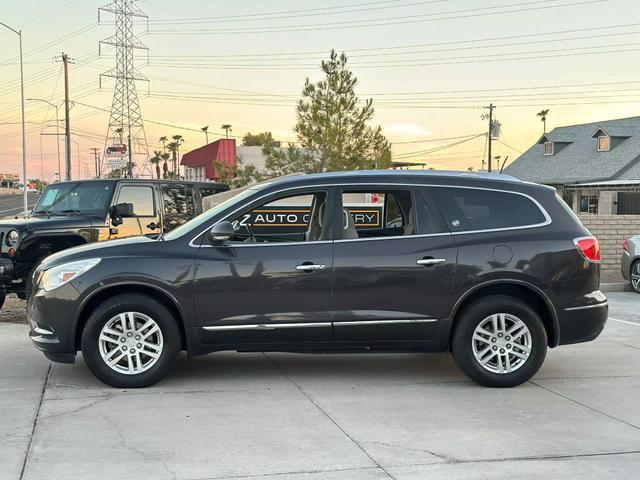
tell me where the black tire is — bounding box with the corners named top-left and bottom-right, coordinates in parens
top-left (81, 293), bottom-right (181, 388)
top-left (631, 260), bottom-right (640, 294)
top-left (451, 295), bottom-right (547, 388)
top-left (0, 293), bottom-right (5, 311)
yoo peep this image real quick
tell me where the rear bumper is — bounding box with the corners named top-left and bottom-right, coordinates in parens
top-left (621, 251), bottom-right (632, 280)
top-left (557, 301), bottom-right (608, 346)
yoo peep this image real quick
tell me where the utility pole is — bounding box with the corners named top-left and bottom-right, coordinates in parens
top-left (91, 147), bottom-right (100, 178)
top-left (482, 103), bottom-right (495, 172)
top-left (63, 52), bottom-right (72, 181)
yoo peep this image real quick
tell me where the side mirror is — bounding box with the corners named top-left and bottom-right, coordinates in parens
top-left (208, 221), bottom-right (235, 244)
top-left (109, 202), bottom-right (134, 226)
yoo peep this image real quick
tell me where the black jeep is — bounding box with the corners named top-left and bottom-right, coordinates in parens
top-left (0, 179), bottom-right (227, 309)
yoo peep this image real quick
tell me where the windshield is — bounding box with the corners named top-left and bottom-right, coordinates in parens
top-left (33, 181), bottom-right (115, 217)
top-left (163, 186), bottom-right (264, 241)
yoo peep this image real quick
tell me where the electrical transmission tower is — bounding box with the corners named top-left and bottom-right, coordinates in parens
top-left (98, 0), bottom-right (150, 178)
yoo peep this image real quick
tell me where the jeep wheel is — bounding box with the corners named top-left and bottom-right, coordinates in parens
top-left (451, 295), bottom-right (547, 387)
top-left (81, 294), bottom-right (181, 388)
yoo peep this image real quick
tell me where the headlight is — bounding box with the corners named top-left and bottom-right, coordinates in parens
top-left (40, 258), bottom-right (101, 292)
top-left (6, 229), bottom-right (19, 246)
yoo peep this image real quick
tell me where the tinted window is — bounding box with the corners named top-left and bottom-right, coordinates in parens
top-left (117, 185), bottom-right (155, 216)
top-left (340, 189), bottom-right (417, 239)
top-left (162, 185), bottom-right (196, 231)
top-left (199, 187), bottom-right (218, 199)
top-left (431, 187), bottom-right (546, 231)
top-left (230, 192), bottom-right (325, 243)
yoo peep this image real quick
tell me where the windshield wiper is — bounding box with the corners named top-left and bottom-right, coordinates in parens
top-left (32, 209), bottom-right (51, 216)
top-left (58, 209), bottom-right (81, 215)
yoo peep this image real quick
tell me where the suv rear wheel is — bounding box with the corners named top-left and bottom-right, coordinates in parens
top-left (451, 295), bottom-right (547, 387)
top-left (81, 294), bottom-right (181, 388)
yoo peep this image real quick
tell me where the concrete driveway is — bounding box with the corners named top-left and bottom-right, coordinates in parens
top-left (2, 293), bottom-right (640, 480)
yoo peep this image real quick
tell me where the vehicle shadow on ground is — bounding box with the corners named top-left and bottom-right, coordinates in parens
top-left (47, 351), bottom-right (471, 394)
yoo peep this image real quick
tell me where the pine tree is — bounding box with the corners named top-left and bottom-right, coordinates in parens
top-left (295, 50), bottom-right (391, 171)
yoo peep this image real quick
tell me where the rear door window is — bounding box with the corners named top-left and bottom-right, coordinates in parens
top-left (430, 187), bottom-right (547, 232)
top-left (162, 184), bottom-right (196, 232)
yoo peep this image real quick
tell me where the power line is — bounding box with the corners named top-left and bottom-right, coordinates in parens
top-left (139, 42), bottom-right (640, 69)
top-left (150, 0), bottom-right (443, 24)
top-left (148, 0), bottom-right (603, 35)
top-left (392, 133), bottom-right (485, 144)
top-left (140, 25), bottom-right (640, 61)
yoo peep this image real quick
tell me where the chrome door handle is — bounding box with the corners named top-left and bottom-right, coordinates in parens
top-left (416, 258), bottom-right (446, 266)
top-left (296, 263), bottom-right (327, 272)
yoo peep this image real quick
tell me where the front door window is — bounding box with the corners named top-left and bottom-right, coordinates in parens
top-left (230, 191), bottom-right (329, 244)
top-left (111, 184), bottom-right (159, 238)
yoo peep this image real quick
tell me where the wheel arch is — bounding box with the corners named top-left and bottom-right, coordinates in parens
top-left (18, 233), bottom-right (88, 263)
top-left (75, 283), bottom-right (189, 352)
top-left (449, 280), bottom-right (559, 348)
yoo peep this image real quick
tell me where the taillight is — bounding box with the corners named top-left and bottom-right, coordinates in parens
top-left (574, 236), bottom-right (601, 262)
top-left (623, 239), bottom-right (629, 253)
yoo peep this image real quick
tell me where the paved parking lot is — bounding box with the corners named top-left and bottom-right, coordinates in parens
top-left (2, 292), bottom-right (640, 480)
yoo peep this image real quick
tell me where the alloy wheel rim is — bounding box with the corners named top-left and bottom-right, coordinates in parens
top-left (472, 313), bottom-right (532, 374)
top-left (98, 312), bottom-right (164, 375)
top-left (632, 263), bottom-right (640, 292)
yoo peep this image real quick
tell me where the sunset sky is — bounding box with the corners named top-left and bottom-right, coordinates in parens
top-left (1, 0), bottom-right (640, 180)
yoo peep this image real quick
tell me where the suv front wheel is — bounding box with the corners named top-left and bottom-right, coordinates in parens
top-left (451, 295), bottom-right (547, 387)
top-left (81, 294), bottom-right (181, 388)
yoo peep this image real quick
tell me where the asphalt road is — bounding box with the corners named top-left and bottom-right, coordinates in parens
top-left (0, 193), bottom-right (39, 219)
top-left (1, 293), bottom-right (640, 479)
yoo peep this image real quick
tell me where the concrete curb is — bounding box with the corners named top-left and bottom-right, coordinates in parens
top-left (601, 282), bottom-right (633, 292)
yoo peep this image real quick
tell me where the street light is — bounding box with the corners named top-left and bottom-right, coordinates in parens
top-left (0, 22), bottom-right (27, 216)
top-left (28, 98), bottom-right (61, 183)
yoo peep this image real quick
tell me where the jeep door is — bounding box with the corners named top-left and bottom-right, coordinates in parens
top-left (109, 182), bottom-right (161, 239)
top-left (194, 187), bottom-right (335, 346)
top-left (331, 185), bottom-right (457, 343)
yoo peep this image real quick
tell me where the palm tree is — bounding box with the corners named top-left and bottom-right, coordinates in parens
top-left (537, 109), bottom-right (549, 134)
top-left (201, 125), bottom-right (209, 144)
top-left (159, 136), bottom-right (168, 153)
top-left (149, 150), bottom-right (162, 179)
top-left (167, 141), bottom-right (178, 178)
top-left (171, 134), bottom-right (184, 176)
top-left (161, 152), bottom-right (170, 179)
top-left (221, 124), bottom-right (232, 139)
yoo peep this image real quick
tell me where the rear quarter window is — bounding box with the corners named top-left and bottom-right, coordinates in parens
top-left (430, 187), bottom-right (547, 232)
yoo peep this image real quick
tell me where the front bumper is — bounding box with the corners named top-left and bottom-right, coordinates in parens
top-left (27, 285), bottom-right (79, 364)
